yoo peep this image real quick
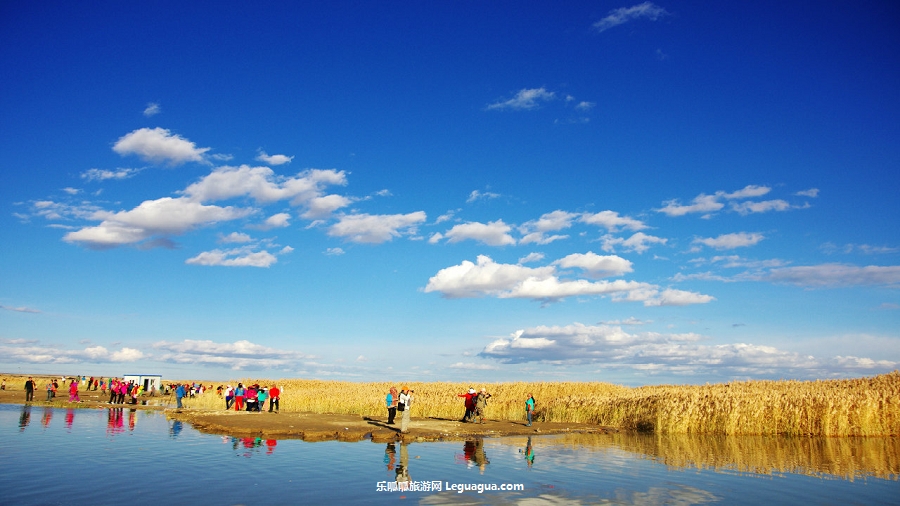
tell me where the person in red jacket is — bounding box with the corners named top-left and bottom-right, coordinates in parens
top-left (457, 388), bottom-right (476, 422)
top-left (268, 385), bottom-right (280, 412)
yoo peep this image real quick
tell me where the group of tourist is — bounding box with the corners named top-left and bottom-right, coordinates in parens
top-left (457, 387), bottom-right (492, 424)
top-left (221, 383), bottom-right (281, 412)
top-left (384, 386), bottom-right (414, 433)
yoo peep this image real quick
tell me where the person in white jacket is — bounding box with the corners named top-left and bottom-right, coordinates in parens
top-left (398, 386), bottom-right (413, 433)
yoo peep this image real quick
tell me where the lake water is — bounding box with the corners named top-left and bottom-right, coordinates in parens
top-left (2, 404), bottom-right (898, 505)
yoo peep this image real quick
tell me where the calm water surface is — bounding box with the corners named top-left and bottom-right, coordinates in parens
top-left (2, 404), bottom-right (898, 505)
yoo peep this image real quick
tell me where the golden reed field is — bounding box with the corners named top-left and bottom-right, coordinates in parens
top-left (193, 371), bottom-right (900, 437)
top-left (6, 371), bottom-right (899, 436)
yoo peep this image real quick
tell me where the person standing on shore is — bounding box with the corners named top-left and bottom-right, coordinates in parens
top-left (398, 386), bottom-right (412, 434)
top-left (525, 394), bottom-right (535, 427)
top-left (24, 377), bottom-right (36, 402)
top-left (257, 387), bottom-right (268, 412)
top-left (68, 379), bottom-right (80, 403)
top-left (45, 380), bottom-right (54, 401)
top-left (233, 383), bottom-right (245, 411)
top-left (386, 387), bottom-right (398, 425)
top-left (224, 385), bottom-right (234, 410)
top-left (175, 383), bottom-right (185, 408)
top-left (474, 388), bottom-right (491, 424)
top-left (268, 385), bottom-right (280, 412)
top-left (457, 388), bottom-right (476, 422)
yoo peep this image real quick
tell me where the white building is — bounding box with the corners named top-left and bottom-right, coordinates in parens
top-left (122, 374), bottom-right (163, 394)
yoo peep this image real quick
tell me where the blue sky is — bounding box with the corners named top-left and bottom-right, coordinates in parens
top-left (1, 1), bottom-right (898, 385)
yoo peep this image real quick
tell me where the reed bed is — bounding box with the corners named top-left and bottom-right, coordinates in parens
top-left (6, 372), bottom-right (899, 436)
top-left (170, 372), bottom-right (900, 436)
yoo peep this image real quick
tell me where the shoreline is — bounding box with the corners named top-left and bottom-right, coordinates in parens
top-left (1, 389), bottom-right (613, 443)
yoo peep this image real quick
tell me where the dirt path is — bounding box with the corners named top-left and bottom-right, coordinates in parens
top-left (0, 387), bottom-right (614, 442)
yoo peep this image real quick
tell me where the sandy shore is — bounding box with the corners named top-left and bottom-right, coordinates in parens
top-left (1, 387), bottom-right (613, 442)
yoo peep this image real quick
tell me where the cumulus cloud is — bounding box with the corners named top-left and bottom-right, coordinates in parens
top-left (63, 197), bottom-right (252, 248)
top-left (182, 165), bottom-right (348, 209)
top-left (657, 194), bottom-right (724, 217)
top-left (553, 252), bottom-right (633, 277)
top-left (731, 199), bottom-right (792, 215)
top-left (487, 87), bottom-right (555, 110)
top-left (153, 339), bottom-right (312, 370)
top-left (328, 212), bottom-right (426, 243)
top-left (440, 220), bottom-right (516, 246)
top-left (113, 127), bottom-right (210, 166)
top-left (219, 232), bottom-right (252, 243)
top-left (0, 341), bottom-right (144, 364)
top-left (693, 232), bottom-right (764, 250)
top-left (479, 323), bottom-right (896, 377)
top-left (185, 246), bottom-right (281, 267)
top-left (257, 212), bottom-right (291, 229)
top-left (593, 2), bottom-right (670, 33)
top-left (795, 188), bottom-right (819, 197)
top-left (601, 232), bottom-right (667, 253)
top-left (766, 264), bottom-right (900, 288)
top-left (519, 210), bottom-right (576, 245)
top-left (256, 151), bottom-right (294, 165)
top-left (425, 254), bottom-right (713, 306)
top-left (580, 210), bottom-right (647, 232)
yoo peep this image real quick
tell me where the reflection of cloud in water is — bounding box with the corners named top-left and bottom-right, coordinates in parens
top-left (492, 433), bottom-right (900, 481)
top-left (418, 485), bottom-right (717, 505)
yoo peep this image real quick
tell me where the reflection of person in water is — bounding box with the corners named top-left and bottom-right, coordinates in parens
top-left (19, 406), bottom-right (31, 430)
top-left (41, 407), bottom-right (53, 428)
top-left (395, 442), bottom-right (411, 486)
top-left (170, 420), bottom-right (183, 438)
top-left (524, 436), bottom-right (535, 468)
top-left (65, 408), bottom-right (75, 430)
top-left (384, 443), bottom-right (397, 471)
top-left (462, 439), bottom-right (490, 474)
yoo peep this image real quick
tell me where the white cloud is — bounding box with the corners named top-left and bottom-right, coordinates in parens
top-left (441, 220), bottom-right (516, 246)
top-left (601, 232), bottom-right (667, 253)
top-left (113, 127), bottom-right (210, 166)
top-left (0, 342), bottom-right (144, 364)
top-left (795, 188), bottom-right (820, 197)
top-left (466, 190), bottom-right (500, 203)
top-left (183, 165), bottom-right (348, 209)
top-left (731, 199), bottom-right (791, 215)
top-left (328, 211), bottom-right (426, 244)
top-left (518, 211), bottom-right (576, 245)
top-left (766, 264), bottom-right (900, 288)
top-left (256, 151), bottom-right (294, 165)
top-left (479, 323), bottom-right (896, 377)
top-left (185, 247), bottom-right (279, 267)
top-left (302, 194), bottom-right (355, 219)
top-left (518, 252), bottom-right (545, 264)
top-left (219, 232), bottom-right (252, 243)
top-left (81, 167), bottom-right (141, 181)
top-left (693, 232), bottom-right (764, 250)
top-left (580, 210), bottom-right (647, 232)
top-left (425, 255), bottom-right (713, 306)
top-left (553, 252), bottom-right (633, 277)
top-left (658, 194), bottom-right (724, 217)
top-left (723, 185), bottom-right (771, 199)
top-left (153, 339), bottom-right (311, 370)
top-left (143, 102), bottom-right (161, 117)
top-left (593, 2), bottom-right (670, 33)
top-left (487, 87), bottom-right (555, 110)
top-left (325, 247), bottom-right (345, 256)
top-left (64, 197), bottom-right (253, 248)
top-left (448, 362), bottom-right (499, 371)
top-left (259, 212), bottom-right (291, 229)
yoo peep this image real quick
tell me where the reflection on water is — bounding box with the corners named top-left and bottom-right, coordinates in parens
top-left (457, 439), bottom-right (490, 473)
top-left (547, 432), bottom-right (900, 481)
top-left (222, 435), bottom-right (279, 457)
top-left (3, 404), bottom-right (898, 505)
